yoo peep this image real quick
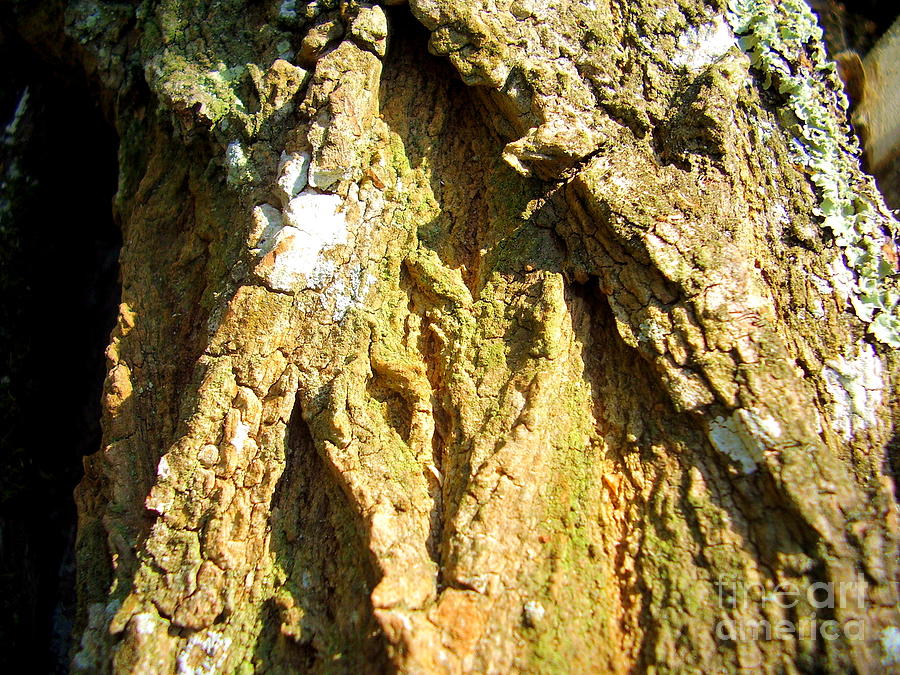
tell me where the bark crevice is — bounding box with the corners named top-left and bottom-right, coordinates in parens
top-left (260, 398), bottom-right (390, 672)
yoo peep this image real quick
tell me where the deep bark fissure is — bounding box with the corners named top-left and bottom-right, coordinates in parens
top-left (262, 399), bottom-right (390, 672)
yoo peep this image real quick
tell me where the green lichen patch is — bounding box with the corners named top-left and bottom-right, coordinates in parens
top-left (728, 0), bottom-right (900, 347)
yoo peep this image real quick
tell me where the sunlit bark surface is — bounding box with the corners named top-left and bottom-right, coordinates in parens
top-left (4, 0), bottom-right (900, 672)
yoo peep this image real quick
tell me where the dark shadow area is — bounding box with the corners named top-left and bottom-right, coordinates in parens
top-left (807, 0), bottom-right (897, 57)
top-left (0, 30), bottom-right (120, 674)
top-left (886, 429), bottom-right (900, 500)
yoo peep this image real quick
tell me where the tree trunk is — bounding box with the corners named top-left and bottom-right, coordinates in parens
top-left (4, 0), bottom-right (900, 672)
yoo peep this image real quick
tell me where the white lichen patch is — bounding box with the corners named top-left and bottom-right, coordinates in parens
top-left (882, 626), bottom-right (900, 666)
top-left (254, 189), bottom-right (349, 292)
top-left (72, 600), bottom-right (122, 671)
top-left (737, 407), bottom-right (782, 445)
top-left (708, 416), bottom-right (756, 473)
top-left (328, 279), bottom-right (354, 321)
top-left (608, 173), bottom-right (633, 193)
top-left (822, 341), bottom-right (883, 441)
top-left (828, 254), bottom-right (855, 303)
top-left (707, 407), bottom-right (781, 473)
top-left (225, 141), bottom-right (253, 186)
top-left (176, 631), bottom-right (231, 675)
top-left (769, 201), bottom-right (790, 227)
top-left (157, 455), bottom-right (172, 480)
top-left (673, 16), bottom-right (737, 71)
top-left (637, 318), bottom-right (668, 352)
top-left (225, 141), bottom-right (246, 168)
top-left (323, 264), bottom-right (376, 321)
top-left (810, 297), bottom-right (825, 319)
top-left (228, 420), bottom-right (250, 453)
top-left (306, 258), bottom-right (338, 290)
top-left (132, 612), bottom-right (157, 636)
top-left (808, 272), bottom-right (832, 295)
top-left (145, 484), bottom-right (174, 515)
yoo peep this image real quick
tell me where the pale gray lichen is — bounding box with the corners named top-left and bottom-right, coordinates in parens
top-left (673, 16), bottom-right (737, 72)
top-left (131, 612), bottom-right (158, 636)
top-left (278, 0), bottom-right (297, 21)
top-left (708, 416), bottom-right (757, 473)
top-left (225, 141), bottom-right (252, 186)
top-left (156, 455), bottom-right (171, 480)
top-left (72, 600), bottom-right (122, 672)
top-left (707, 408), bottom-right (782, 474)
top-left (176, 630), bottom-right (231, 675)
top-left (728, 0), bottom-right (900, 347)
top-left (821, 340), bottom-right (883, 441)
top-left (325, 263), bottom-right (375, 322)
top-left (882, 626), bottom-right (900, 666)
top-left (276, 39), bottom-right (293, 60)
top-left (2, 88), bottom-right (29, 141)
top-left (253, 189), bottom-right (349, 293)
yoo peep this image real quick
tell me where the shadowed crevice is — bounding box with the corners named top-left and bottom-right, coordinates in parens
top-left (260, 400), bottom-right (389, 673)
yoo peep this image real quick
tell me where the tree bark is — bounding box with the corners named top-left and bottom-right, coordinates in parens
top-left (4, 0), bottom-right (900, 672)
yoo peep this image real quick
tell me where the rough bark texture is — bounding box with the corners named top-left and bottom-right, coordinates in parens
top-left (2, 0), bottom-right (900, 672)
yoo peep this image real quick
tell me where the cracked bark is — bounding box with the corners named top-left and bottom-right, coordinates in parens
top-left (3, 0), bottom-right (899, 672)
